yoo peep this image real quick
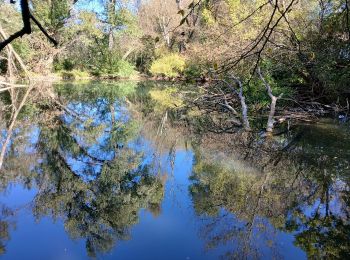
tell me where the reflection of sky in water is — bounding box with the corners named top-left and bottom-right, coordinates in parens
top-left (0, 84), bottom-right (348, 259)
top-left (0, 132), bottom-right (306, 259)
top-left (59, 99), bottom-right (129, 180)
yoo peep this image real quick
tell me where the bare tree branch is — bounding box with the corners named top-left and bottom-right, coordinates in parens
top-left (30, 14), bottom-right (58, 46)
top-left (0, 0), bottom-right (58, 52)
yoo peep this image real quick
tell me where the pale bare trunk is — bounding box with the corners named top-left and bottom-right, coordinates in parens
top-left (267, 96), bottom-right (277, 132)
top-left (223, 76), bottom-right (251, 131)
top-left (109, 30), bottom-right (114, 50)
top-left (235, 77), bottom-right (250, 130)
top-left (239, 93), bottom-right (250, 131)
top-left (158, 17), bottom-right (171, 48)
top-left (122, 47), bottom-right (135, 60)
top-left (108, 0), bottom-right (116, 50)
top-left (258, 67), bottom-right (282, 133)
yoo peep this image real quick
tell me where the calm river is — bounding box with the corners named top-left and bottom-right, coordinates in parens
top-left (0, 81), bottom-right (349, 259)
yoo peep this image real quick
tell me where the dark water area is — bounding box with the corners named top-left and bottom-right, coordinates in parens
top-left (0, 81), bottom-right (349, 259)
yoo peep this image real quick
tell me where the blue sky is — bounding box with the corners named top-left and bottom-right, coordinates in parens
top-left (75, 0), bottom-right (141, 14)
top-left (76, 0), bottom-right (105, 13)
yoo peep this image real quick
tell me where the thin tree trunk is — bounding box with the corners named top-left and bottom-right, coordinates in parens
top-left (122, 47), bottom-right (135, 60)
top-left (267, 96), bottom-right (277, 132)
top-left (222, 76), bottom-right (251, 131)
top-left (108, 30), bottom-right (114, 50)
top-left (258, 67), bottom-right (282, 133)
top-left (108, 0), bottom-right (117, 50)
top-left (239, 93), bottom-right (250, 130)
top-left (233, 77), bottom-right (250, 130)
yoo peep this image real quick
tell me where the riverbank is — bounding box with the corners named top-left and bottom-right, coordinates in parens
top-left (1, 76), bottom-right (348, 134)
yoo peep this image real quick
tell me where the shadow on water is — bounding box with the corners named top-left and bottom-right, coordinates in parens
top-left (0, 80), bottom-right (349, 259)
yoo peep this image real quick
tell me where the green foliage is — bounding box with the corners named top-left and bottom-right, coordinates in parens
top-left (150, 54), bottom-right (186, 77)
top-left (89, 48), bottom-right (137, 78)
top-left (60, 70), bottom-right (90, 80)
top-left (12, 41), bottom-right (32, 61)
top-left (183, 63), bottom-right (203, 79)
top-left (202, 8), bottom-right (216, 25)
top-left (114, 8), bottom-right (141, 37)
top-left (136, 36), bottom-right (157, 73)
top-left (31, 0), bottom-right (70, 30)
top-left (149, 87), bottom-right (184, 113)
top-left (114, 59), bottom-right (137, 78)
top-left (56, 59), bottom-right (75, 71)
top-left (243, 71), bottom-right (295, 110)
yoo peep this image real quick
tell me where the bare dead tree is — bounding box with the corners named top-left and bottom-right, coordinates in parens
top-left (220, 76), bottom-right (251, 131)
top-left (257, 67), bottom-right (283, 132)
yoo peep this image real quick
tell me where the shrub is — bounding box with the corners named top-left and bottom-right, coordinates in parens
top-left (115, 60), bottom-right (137, 78)
top-left (183, 63), bottom-right (202, 79)
top-left (91, 50), bottom-right (137, 78)
top-left (62, 59), bottom-right (75, 71)
top-left (60, 69), bottom-right (90, 80)
top-left (150, 54), bottom-right (186, 77)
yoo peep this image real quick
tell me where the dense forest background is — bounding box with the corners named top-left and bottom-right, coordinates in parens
top-left (0, 0), bottom-right (350, 131)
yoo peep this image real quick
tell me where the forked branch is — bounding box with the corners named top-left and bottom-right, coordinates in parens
top-left (0, 0), bottom-right (58, 52)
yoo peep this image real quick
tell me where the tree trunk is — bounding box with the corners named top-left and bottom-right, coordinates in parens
top-left (108, 30), bottom-right (114, 50)
top-left (108, 0), bottom-right (117, 50)
top-left (224, 76), bottom-right (251, 131)
top-left (258, 67), bottom-right (282, 133)
top-left (267, 96), bottom-right (277, 132)
top-left (239, 93), bottom-right (250, 131)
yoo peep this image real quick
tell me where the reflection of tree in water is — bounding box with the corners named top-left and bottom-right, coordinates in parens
top-left (33, 144), bottom-right (163, 257)
top-left (2, 81), bottom-right (350, 258)
top-left (189, 127), bottom-right (350, 259)
top-left (190, 152), bottom-right (283, 259)
top-left (0, 205), bottom-right (15, 255)
top-left (0, 82), bottom-right (164, 257)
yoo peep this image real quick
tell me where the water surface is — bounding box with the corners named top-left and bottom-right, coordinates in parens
top-left (0, 81), bottom-right (349, 259)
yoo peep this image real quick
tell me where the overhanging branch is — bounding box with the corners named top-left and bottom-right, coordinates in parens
top-left (0, 0), bottom-right (58, 52)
